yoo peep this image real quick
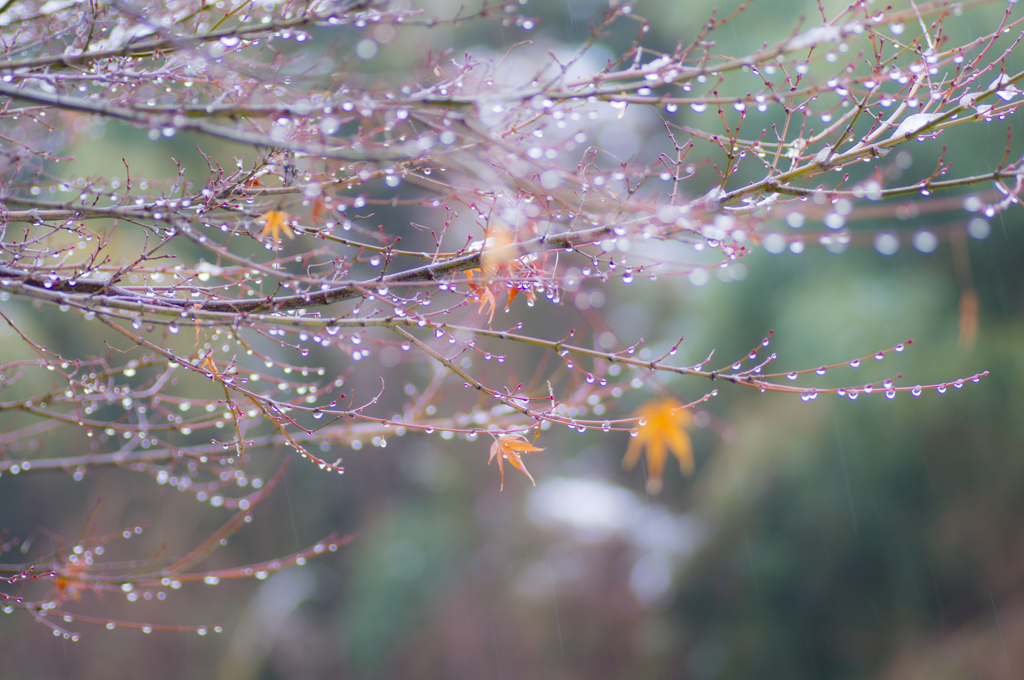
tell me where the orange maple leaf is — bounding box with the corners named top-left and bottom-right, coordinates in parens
top-left (257, 210), bottom-right (294, 248)
top-left (622, 398), bottom-right (694, 495)
top-left (488, 434), bottom-right (544, 491)
top-left (466, 229), bottom-right (541, 325)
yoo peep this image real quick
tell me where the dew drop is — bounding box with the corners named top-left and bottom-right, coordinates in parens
top-left (885, 389), bottom-right (896, 399)
top-left (849, 360), bottom-right (860, 368)
top-left (937, 384), bottom-right (947, 394)
top-left (911, 385), bottom-right (923, 397)
top-left (815, 366), bottom-right (827, 376)
top-left (787, 372), bottom-right (798, 381)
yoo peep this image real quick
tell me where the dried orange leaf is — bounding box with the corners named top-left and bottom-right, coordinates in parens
top-left (488, 434), bottom-right (544, 491)
top-left (477, 286), bottom-right (497, 324)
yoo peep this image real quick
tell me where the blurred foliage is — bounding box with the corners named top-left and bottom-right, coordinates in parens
top-left (3, 1), bottom-right (1024, 679)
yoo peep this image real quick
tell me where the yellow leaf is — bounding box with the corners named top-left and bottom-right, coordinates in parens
top-left (622, 398), bottom-right (693, 495)
top-left (488, 434), bottom-right (544, 491)
top-left (480, 228), bottom-right (515, 272)
top-left (257, 210), bottom-right (294, 248)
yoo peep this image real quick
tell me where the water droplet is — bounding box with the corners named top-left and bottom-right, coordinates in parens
top-left (894, 344), bottom-right (905, 353)
top-left (885, 389), bottom-right (896, 399)
top-left (787, 372), bottom-right (798, 381)
top-left (849, 360), bottom-right (860, 368)
top-left (638, 418), bottom-right (648, 426)
top-left (629, 428), bottom-right (639, 437)
top-left (875, 353), bottom-right (885, 361)
top-left (848, 389), bottom-right (859, 400)
top-left (313, 410), bottom-right (323, 420)
top-left (937, 384), bottom-right (947, 394)
top-left (863, 384), bottom-right (873, 394)
top-left (911, 385), bottom-right (923, 397)
top-left (602, 421), bottom-right (611, 432)
top-left (169, 324), bottom-right (179, 334)
top-left (955, 380), bottom-right (964, 389)
top-left (816, 366), bottom-right (827, 376)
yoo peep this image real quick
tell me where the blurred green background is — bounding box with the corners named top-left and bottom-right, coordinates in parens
top-left (2, 1), bottom-right (1024, 678)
